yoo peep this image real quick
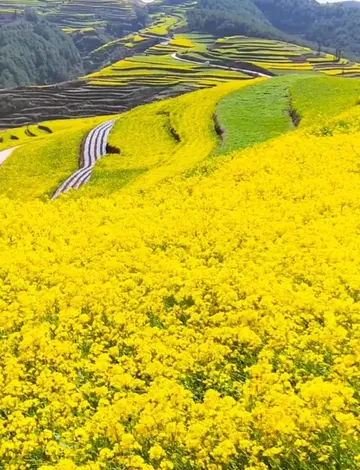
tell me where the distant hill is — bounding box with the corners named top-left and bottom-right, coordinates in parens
top-left (187, 0), bottom-right (287, 40)
top-left (188, 0), bottom-right (360, 58)
top-left (253, 0), bottom-right (360, 58)
top-left (0, 18), bottom-right (83, 88)
top-left (272, 0), bottom-right (360, 57)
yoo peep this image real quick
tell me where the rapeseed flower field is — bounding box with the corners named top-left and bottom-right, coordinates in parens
top-left (0, 81), bottom-right (255, 200)
top-left (2, 78), bottom-right (360, 469)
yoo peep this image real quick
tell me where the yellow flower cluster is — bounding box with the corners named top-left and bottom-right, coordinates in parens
top-left (169, 38), bottom-right (194, 49)
top-left (87, 53), bottom-right (249, 89)
top-left (2, 103), bottom-right (360, 469)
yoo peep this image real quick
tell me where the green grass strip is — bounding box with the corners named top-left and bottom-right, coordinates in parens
top-left (214, 75), bottom-right (303, 155)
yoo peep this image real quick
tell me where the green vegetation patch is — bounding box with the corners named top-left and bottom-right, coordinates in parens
top-left (0, 19), bottom-right (82, 88)
top-left (215, 75), bottom-right (303, 155)
top-left (214, 75), bottom-right (360, 157)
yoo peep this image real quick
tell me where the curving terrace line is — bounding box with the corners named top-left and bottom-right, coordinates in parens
top-left (50, 51), bottom-right (269, 200)
top-left (52, 119), bottom-right (115, 199)
top-left (139, 35), bottom-right (272, 78)
top-left (170, 52), bottom-right (272, 78)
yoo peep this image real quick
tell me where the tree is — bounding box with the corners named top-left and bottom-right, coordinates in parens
top-left (24, 8), bottom-right (39, 23)
top-left (0, 19), bottom-right (83, 88)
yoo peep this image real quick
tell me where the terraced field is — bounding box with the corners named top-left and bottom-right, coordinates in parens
top-left (82, 6), bottom-right (203, 70)
top-left (0, 32), bottom-right (259, 128)
top-left (0, 0), bottom-right (150, 75)
top-left (87, 53), bottom-right (253, 88)
top-left (4, 74), bottom-right (359, 201)
top-left (0, 80), bottom-right (255, 199)
top-left (2, 0), bottom-right (360, 131)
top-left (180, 35), bottom-right (360, 76)
top-left (0, 0), bottom-right (139, 29)
top-left (0, 43), bottom-right (256, 129)
top-left (89, 27), bottom-right (360, 78)
top-left (0, 79), bottom-right (196, 129)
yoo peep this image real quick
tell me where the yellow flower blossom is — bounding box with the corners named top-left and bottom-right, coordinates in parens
top-left (2, 85), bottom-right (360, 469)
top-left (149, 444), bottom-right (166, 461)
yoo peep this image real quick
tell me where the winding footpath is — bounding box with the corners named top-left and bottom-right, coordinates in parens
top-left (52, 119), bottom-right (115, 199)
top-left (171, 52), bottom-right (272, 78)
top-left (141, 33), bottom-right (170, 46)
top-left (133, 32), bottom-right (271, 77)
top-left (0, 146), bottom-right (20, 165)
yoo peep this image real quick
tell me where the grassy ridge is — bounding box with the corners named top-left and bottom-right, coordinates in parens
top-left (215, 75), bottom-right (301, 155)
top-left (81, 81), bottom-right (255, 196)
top-left (215, 75), bottom-right (360, 156)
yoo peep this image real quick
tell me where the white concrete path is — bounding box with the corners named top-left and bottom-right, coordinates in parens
top-left (52, 119), bottom-right (116, 199)
top-left (171, 52), bottom-right (272, 78)
top-left (0, 146), bottom-right (19, 165)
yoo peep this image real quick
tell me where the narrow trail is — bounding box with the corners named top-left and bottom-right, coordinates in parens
top-left (52, 119), bottom-right (115, 199)
top-left (170, 52), bottom-right (272, 78)
top-left (141, 33), bottom-right (170, 46)
top-left (0, 146), bottom-right (19, 165)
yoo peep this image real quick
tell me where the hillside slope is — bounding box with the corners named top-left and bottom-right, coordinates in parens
top-left (187, 0), bottom-right (284, 39)
top-left (2, 75), bottom-right (360, 199)
top-left (0, 80), bottom-right (254, 199)
top-left (189, 0), bottom-right (360, 58)
top-left (253, 0), bottom-right (360, 57)
top-left (2, 26), bottom-right (360, 129)
top-left (0, 18), bottom-right (83, 88)
top-left (1, 76), bottom-right (360, 468)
